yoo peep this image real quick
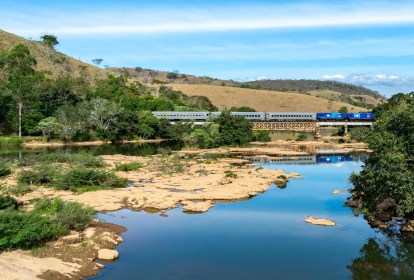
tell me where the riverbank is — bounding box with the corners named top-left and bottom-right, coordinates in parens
top-left (0, 149), bottom-right (299, 279)
top-left (20, 139), bottom-right (165, 148)
top-left (0, 221), bottom-right (125, 280)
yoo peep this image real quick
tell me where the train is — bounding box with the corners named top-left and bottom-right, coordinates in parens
top-left (152, 111), bottom-right (374, 122)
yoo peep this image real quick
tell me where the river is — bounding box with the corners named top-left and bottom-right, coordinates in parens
top-left (3, 143), bottom-right (414, 279)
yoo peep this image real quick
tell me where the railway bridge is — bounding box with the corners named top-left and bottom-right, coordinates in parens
top-left (251, 121), bottom-right (373, 137)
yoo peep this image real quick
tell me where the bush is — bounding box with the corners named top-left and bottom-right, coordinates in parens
top-left (0, 195), bottom-right (19, 210)
top-left (0, 135), bottom-right (22, 147)
top-left (0, 209), bottom-right (67, 250)
top-left (38, 153), bottom-right (105, 168)
top-left (18, 165), bottom-right (59, 186)
top-left (224, 170), bottom-right (238, 178)
top-left (35, 198), bottom-right (95, 230)
top-left (252, 131), bottom-right (271, 142)
top-left (55, 168), bottom-right (126, 191)
top-left (0, 165), bottom-right (12, 177)
top-left (295, 132), bottom-right (307, 141)
top-left (7, 184), bottom-right (32, 196)
top-left (115, 162), bottom-right (142, 171)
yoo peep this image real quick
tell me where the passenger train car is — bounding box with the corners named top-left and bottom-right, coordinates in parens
top-left (152, 111), bottom-right (374, 122)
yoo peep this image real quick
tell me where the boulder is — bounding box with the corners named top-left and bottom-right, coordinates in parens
top-left (61, 233), bottom-right (81, 244)
top-left (401, 220), bottom-right (414, 232)
top-left (97, 249), bottom-right (119, 260)
top-left (305, 215), bottom-right (336, 226)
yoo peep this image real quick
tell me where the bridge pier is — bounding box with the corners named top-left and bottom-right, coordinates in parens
top-left (344, 125), bottom-right (348, 136)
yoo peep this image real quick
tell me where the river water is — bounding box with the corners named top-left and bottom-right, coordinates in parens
top-left (84, 148), bottom-right (414, 280)
top-left (3, 143), bottom-right (414, 279)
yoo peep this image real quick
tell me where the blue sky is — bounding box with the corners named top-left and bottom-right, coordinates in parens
top-left (1, 0), bottom-right (414, 96)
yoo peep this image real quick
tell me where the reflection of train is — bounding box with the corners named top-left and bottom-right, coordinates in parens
top-left (250, 154), bottom-right (369, 165)
top-left (152, 111), bottom-right (374, 122)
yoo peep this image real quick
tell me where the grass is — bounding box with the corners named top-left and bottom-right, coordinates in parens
top-left (170, 84), bottom-right (368, 112)
top-left (0, 135), bottom-right (23, 147)
top-left (224, 170), bottom-right (238, 178)
top-left (115, 162), bottom-right (142, 172)
top-left (148, 154), bottom-right (187, 175)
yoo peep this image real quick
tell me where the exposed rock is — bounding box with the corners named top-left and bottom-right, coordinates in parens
top-left (61, 233), bottom-right (81, 244)
top-left (182, 200), bottom-right (213, 213)
top-left (344, 199), bottom-right (361, 208)
top-left (366, 215), bottom-right (387, 229)
top-left (400, 220), bottom-right (414, 232)
top-left (102, 236), bottom-right (118, 246)
top-left (332, 190), bottom-right (341, 195)
top-left (305, 215), bottom-right (336, 226)
top-left (83, 228), bottom-right (97, 239)
top-left (97, 249), bottom-right (119, 260)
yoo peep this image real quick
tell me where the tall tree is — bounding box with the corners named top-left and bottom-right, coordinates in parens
top-left (1, 44), bottom-right (42, 137)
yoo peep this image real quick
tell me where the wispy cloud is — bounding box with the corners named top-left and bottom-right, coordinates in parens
top-left (3, 2), bottom-right (414, 36)
top-left (322, 73), bottom-right (414, 95)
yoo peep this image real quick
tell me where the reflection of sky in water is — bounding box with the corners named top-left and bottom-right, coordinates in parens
top-left (91, 160), bottom-right (384, 280)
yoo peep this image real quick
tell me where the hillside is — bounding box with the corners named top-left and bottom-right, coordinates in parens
top-left (0, 29), bottom-right (106, 81)
top-left (113, 67), bottom-right (384, 109)
top-left (170, 84), bottom-right (368, 112)
top-left (1, 29), bottom-right (381, 112)
top-left (244, 79), bottom-right (385, 108)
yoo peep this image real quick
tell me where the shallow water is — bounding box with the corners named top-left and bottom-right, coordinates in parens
top-left (88, 158), bottom-right (414, 280)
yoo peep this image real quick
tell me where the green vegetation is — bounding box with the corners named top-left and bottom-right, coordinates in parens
top-left (0, 195), bottom-right (19, 210)
top-left (0, 197), bottom-right (94, 250)
top-left (224, 170), bottom-right (238, 179)
top-left (349, 127), bottom-right (372, 142)
top-left (56, 168), bottom-right (126, 192)
top-left (0, 135), bottom-right (23, 147)
top-left (115, 162), bottom-right (142, 171)
top-left (252, 131), bottom-right (271, 142)
top-left (349, 92), bottom-right (414, 222)
top-left (295, 132), bottom-right (308, 141)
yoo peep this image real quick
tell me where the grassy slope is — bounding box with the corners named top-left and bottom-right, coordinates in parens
top-left (170, 84), bottom-right (368, 112)
top-left (0, 29), bottom-right (106, 81)
top-left (1, 29), bottom-right (377, 112)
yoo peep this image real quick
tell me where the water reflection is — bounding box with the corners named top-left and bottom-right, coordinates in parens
top-left (349, 232), bottom-right (414, 279)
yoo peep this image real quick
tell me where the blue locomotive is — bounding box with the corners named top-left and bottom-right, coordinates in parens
top-left (345, 112), bottom-right (374, 121)
top-left (316, 112), bottom-right (345, 121)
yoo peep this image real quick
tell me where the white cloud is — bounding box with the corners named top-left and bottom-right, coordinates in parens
top-left (3, 2), bottom-right (414, 36)
top-left (322, 74), bottom-right (345, 79)
top-left (257, 77), bottom-right (268, 81)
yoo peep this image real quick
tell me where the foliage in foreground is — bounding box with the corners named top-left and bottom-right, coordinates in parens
top-left (17, 164), bottom-right (125, 192)
top-left (0, 197), bottom-right (94, 250)
top-left (350, 93), bottom-right (414, 218)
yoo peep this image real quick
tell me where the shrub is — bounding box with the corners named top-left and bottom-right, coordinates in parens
top-left (295, 133), bottom-right (307, 141)
top-left (18, 165), bottom-right (59, 186)
top-left (0, 209), bottom-right (66, 250)
top-left (55, 168), bottom-right (126, 191)
top-left (0, 135), bottom-right (23, 147)
top-left (0, 195), bottom-right (19, 210)
top-left (35, 198), bottom-right (95, 230)
top-left (38, 153), bottom-right (105, 168)
top-left (0, 165), bottom-right (12, 177)
top-left (252, 131), bottom-right (271, 142)
top-left (224, 170), bottom-right (238, 178)
top-left (7, 183), bottom-right (32, 196)
top-left (115, 162), bottom-right (142, 172)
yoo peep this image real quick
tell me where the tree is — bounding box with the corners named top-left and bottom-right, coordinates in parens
top-left (89, 98), bottom-right (124, 141)
top-left (214, 111), bottom-right (253, 146)
top-left (350, 93), bottom-right (414, 219)
top-left (1, 44), bottom-right (42, 137)
top-left (40, 34), bottom-right (59, 49)
top-left (37, 117), bottom-right (59, 141)
top-left (92, 58), bottom-right (103, 66)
